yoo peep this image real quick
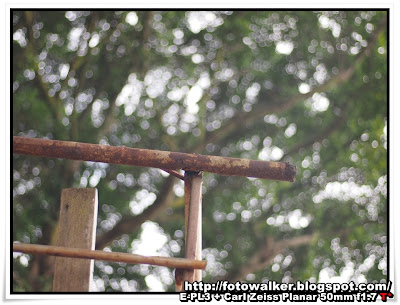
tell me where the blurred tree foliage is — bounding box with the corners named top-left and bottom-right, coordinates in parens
top-left (12, 10), bottom-right (387, 292)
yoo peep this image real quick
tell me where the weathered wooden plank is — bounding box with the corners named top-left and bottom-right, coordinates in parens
top-left (53, 188), bottom-right (98, 292)
top-left (183, 171), bottom-right (203, 285)
top-left (176, 172), bottom-right (195, 292)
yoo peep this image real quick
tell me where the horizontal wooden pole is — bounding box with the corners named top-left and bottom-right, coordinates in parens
top-left (13, 136), bottom-right (296, 181)
top-left (13, 243), bottom-right (207, 270)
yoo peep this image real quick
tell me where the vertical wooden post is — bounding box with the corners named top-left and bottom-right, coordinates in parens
top-left (53, 188), bottom-right (98, 292)
top-left (175, 172), bottom-right (193, 292)
top-left (182, 171), bottom-right (202, 287)
top-left (192, 173), bottom-right (202, 282)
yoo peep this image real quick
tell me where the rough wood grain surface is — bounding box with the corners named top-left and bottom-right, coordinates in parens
top-left (183, 172), bottom-right (203, 286)
top-left (13, 136), bottom-right (296, 181)
top-left (53, 188), bottom-right (98, 292)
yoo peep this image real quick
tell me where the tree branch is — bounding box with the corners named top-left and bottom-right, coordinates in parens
top-left (227, 234), bottom-right (314, 282)
top-left (95, 175), bottom-right (177, 249)
top-left (283, 109), bottom-right (347, 158)
top-left (23, 11), bottom-right (63, 125)
top-left (194, 21), bottom-right (386, 154)
top-left (95, 13), bottom-right (155, 142)
top-left (224, 212), bottom-right (382, 283)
